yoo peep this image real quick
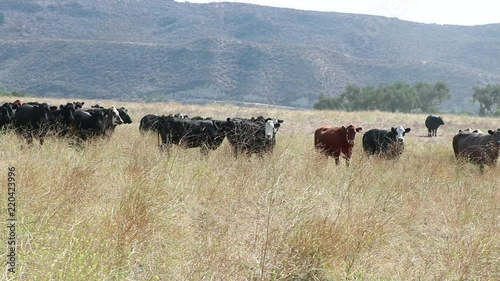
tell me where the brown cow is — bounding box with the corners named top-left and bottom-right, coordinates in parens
top-left (452, 128), bottom-right (500, 172)
top-left (314, 125), bottom-right (363, 166)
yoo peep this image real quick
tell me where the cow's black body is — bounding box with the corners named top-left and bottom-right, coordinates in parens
top-left (227, 117), bottom-right (283, 157)
top-left (157, 115), bottom-right (234, 154)
top-left (139, 114), bottom-right (160, 133)
top-left (48, 103), bottom-right (76, 137)
top-left (362, 126), bottom-right (410, 158)
top-left (452, 129), bottom-right (500, 172)
top-left (73, 110), bottom-right (107, 141)
top-left (425, 115), bottom-right (444, 137)
top-left (13, 103), bottom-right (51, 144)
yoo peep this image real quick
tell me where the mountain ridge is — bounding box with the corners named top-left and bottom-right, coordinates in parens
top-left (0, 0), bottom-right (499, 111)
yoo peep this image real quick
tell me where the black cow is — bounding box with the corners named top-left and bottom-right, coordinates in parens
top-left (139, 114), bottom-right (160, 133)
top-left (104, 107), bottom-right (132, 136)
top-left (156, 115), bottom-right (234, 155)
top-left (48, 103), bottom-right (76, 137)
top-left (72, 110), bottom-right (107, 141)
top-left (117, 107), bottom-right (132, 124)
top-left (227, 117), bottom-right (283, 157)
top-left (362, 126), bottom-right (411, 159)
top-left (11, 100), bottom-right (23, 109)
top-left (452, 128), bottom-right (500, 172)
top-left (190, 116), bottom-right (212, 120)
top-left (0, 103), bottom-right (14, 130)
top-left (85, 106), bottom-right (124, 137)
top-left (139, 113), bottom-right (187, 134)
top-left (73, 101), bottom-right (85, 109)
top-left (174, 113), bottom-right (189, 119)
top-left (425, 115), bottom-right (444, 137)
top-left (13, 103), bottom-right (51, 144)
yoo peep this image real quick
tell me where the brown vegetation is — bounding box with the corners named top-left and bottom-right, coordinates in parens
top-left (0, 98), bottom-right (499, 280)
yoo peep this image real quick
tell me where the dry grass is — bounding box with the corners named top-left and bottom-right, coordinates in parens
top-left (0, 98), bottom-right (499, 280)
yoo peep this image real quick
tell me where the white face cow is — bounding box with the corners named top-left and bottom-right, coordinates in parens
top-left (110, 106), bottom-right (124, 125)
top-left (393, 125), bottom-right (411, 141)
top-left (264, 119), bottom-right (283, 139)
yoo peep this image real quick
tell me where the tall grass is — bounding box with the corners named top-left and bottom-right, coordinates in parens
top-left (0, 98), bottom-right (499, 280)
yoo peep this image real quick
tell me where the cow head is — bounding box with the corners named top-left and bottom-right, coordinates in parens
top-left (488, 129), bottom-right (500, 147)
top-left (59, 103), bottom-right (76, 126)
top-left (343, 125), bottom-right (362, 146)
top-left (110, 106), bottom-right (124, 125)
top-left (73, 101), bottom-right (85, 109)
top-left (12, 100), bottom-right (22, 109)
top-left (392, 125), bottom-right (411, 142)
top-left (174, 113), bottom-right (189, 119)
top-left (38, 103), bottom-right (51, 119)
top-left (438, 116), bottom-right (445, 125)
top-left (118, 107), bottom-right (132, 124)
top-left (264, 118), bottom-right (284, 139)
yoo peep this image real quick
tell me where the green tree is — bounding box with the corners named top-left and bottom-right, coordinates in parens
top-left (381, 82), bottom-right (416, 112)
top-left (414, 81), bottom-right (450, 113)
top-left (312, 93), bottom-right (342, 110)
top-left (472, 84), bottom-right (500, 116)
top-left (313, 81), bottom-right (450, 113)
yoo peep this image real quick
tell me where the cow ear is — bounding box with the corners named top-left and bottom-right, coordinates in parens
top-left (488, 130), bottom-right (494, 134)
top-left (342, 126), bottom-right (346, 130)
top-left (356, 127), bottom-right (362, 132)
top-left (278, 119), bottom-right (283, 123)
top-left (405, 128), bottom-right (411, 133)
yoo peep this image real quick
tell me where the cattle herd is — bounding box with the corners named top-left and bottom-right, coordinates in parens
top-left (139, 113), bottom-right (283, 157)
top-left (0, 100), bottom-right (132, 144)
top-left (1, 101), bottom-right (499, 172)
top-left (313, 115), bottom-right (500, 172)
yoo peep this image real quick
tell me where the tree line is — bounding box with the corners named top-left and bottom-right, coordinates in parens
top-left (0, 88), bottom-right (27, 97)
top-left (313, 81), bottom-right (450, 113)
top-left (471, 84), bottom-right (500, 116)
top-left (313, 81), bottom-right (500, 116)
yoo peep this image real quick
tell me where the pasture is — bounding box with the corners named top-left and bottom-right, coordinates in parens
top-left (1, 98), bottom-right (499, 280)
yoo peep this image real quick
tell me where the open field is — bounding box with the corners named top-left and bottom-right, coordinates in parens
top-left (1, 97), bottom-right (499, 280)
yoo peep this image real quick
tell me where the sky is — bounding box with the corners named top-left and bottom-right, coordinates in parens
top-left (174, 0), bottom-right (500, 26)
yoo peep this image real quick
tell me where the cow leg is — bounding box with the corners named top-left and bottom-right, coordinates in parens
top-left (231, 146), bottom-right (239, 158)
top-left (200, 145), bottom-right (209, 157)
top-left (332, 150), bottom-right (341, 165)
top-left (38, 131), bottom-right (46, 145)
top-left (333, 157), bottom-right (341, 165)
top-left (479, 163), bottom-right (485, 173)
top-left (26, 131), bottom-right (34, 145)
top-left (342, 148), bottom-right (352, 166)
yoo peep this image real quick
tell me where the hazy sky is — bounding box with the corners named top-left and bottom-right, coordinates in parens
top-left (174, 0), bottom-right (500, 26)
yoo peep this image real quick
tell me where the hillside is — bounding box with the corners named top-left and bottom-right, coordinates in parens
top-left (0, 0), bottom-right (499, 110)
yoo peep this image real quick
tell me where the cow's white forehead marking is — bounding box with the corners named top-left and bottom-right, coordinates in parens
top-left (110, 106), bottom-right (124, 123)
top-left (395, 125), bottom-right (406, 139)
top-left (265, 120), bottom-right (275, 138)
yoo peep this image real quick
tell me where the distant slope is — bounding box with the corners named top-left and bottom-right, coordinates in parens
top-left (0, 0), bottom-right (499, 110)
